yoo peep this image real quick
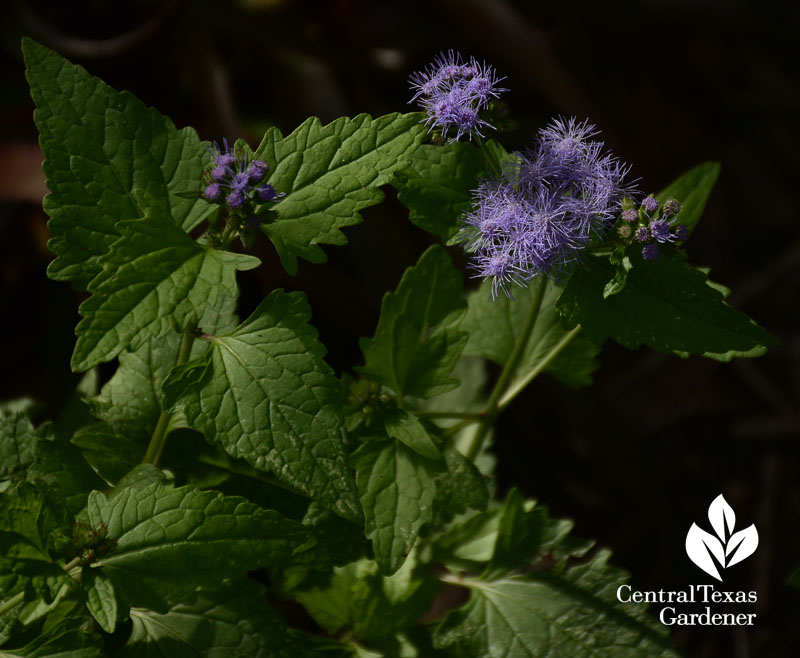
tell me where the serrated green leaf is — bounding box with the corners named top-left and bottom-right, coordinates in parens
top-left (26, 441), bottom-right (105, 520)
top-left (22, 38), bottom-right (213, 290)
top-left (655, 161), bottom-right (720, 236)
top-left (0, 615), bottom-right (102, 658)
top-left (176, 289), bottom-right (360, 522)
top-left (431, 448), bottom-right (489, 526)
top-left (0, 558), bottom-right (69, 605)
top-left (116, 581), bottom-right (294, 658)
top-left (83, 570), bottom-right (116, 633)
top-left (352, 441), bottom-right (437, 574)
top-left (383, 410), bottom-right (440, 461)
top-left (70, 424), bottom-right (141, 485)
top-left (85, 482), bottom-right (317, 608)
top-left (71, 212), bottom-right (259, 371)
top-left (434, 565), bottom-right (679, 658)
top-left (0, 411), bottom-right (37, 481)
top-left (463, 279), bottom-right (601, 398)
top-left (392, 141), bottom-right (502, 244)
top-left (557, 252), bottom-right (779, 356)
top-left (359, 246), bottom-right (467, 400)
top-left (161, 357), bottom-right (212, 411)
top-left (87, 326), bottom-right (222, 448)
top-left (294, 552), bottom-right (438, 643)
top-left (0, 484), bottom-right (51, 562)
top-left (255, 113), bottom-right (425, 274)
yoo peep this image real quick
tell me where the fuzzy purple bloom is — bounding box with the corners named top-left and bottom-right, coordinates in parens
top-left (257, 184), bottom-right (278, 202)
top-left (204, 183), bottom-right (222, 201)
top-left (458, 117), bottom-right (633, 297)
top-left (205, 141), bottom-right (279, 210)
top-left (621, 208), bottom-right (638, 222)
top-left (226, 190), bottom-right (244, 209)
top-left (650, 219), bottom-right (672, 243)
top-left (634, 225), bottom-right (651, 242)
top-left (410, 51), bottom-right (506, 142)
top-left (673, 224), bottom-right (689, 241)
top-left (248, 160), bottom-right (269, 183)
top-left (662, 198), bottom-right (681, 218)
top-left (642, 243), bottom-right (660, 261)
top-left (641, 196), bottom-right (659, 214)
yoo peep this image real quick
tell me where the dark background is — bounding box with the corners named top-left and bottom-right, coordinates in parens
top-left (0, 1), bottom-right (798, 656)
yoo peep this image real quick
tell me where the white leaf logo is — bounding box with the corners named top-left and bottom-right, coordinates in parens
top-left (685, 495), bottom-right (758, 580)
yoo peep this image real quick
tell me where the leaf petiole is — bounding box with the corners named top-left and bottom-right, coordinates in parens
top-left (497, 326), bottom-right (582, 410)
top-left (141, 319), bottom-right (198, 466)
top-left (464, 274), bottom-right (547, 461)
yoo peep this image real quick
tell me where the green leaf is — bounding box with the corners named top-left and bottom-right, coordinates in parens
top-left (359, 245), bottom-right (467, 400)
top-left (256, 113), bottom-right (425, 274)
top-left (22, 38), bottom-right (213, 290)
top-left (83, 570), bottom-right (117, 633)
top-left (434, 565), bottom-right (679, 658)
top-left (0, 410), bottom-right (37, 481)
top-left (383, 410), bottom-right (440, 461)
top-left (352, 440), bottom-right (437, 574)
top-left (557, 252), bottom-right (779, 356)
top-left (0, 615), bottom-right (103, 658)
top-left (26, 441), bottom-right (105, 520)
top-left (86, 483), bottom-right (312, 588)
top-left (70, 424), bottom-right (141, 485)
top-left (87, 325), bottom-right (224, 449)
top-left (463, 279), bottom-right (600, 395)
top-left (116, 581), bottom-right (293, 658)
top-left (0, 558), bottom-right (69, 604)
top-left (392, 141), bottom-right (501, 244)
top-left (71, 212), bottom-right (259, 371)
top-left (176, 289), bottom-right (360, 522)
top-left (0, 484), bottom-right (52, 562)
top-left (294, 552), bottom-right (438, 643)
top-left (654, 161), bottom-right (720, 236)
top-left (431, 448), bottom-right (489, 525)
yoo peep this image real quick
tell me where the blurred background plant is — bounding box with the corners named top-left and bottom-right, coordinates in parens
top-left (0, 1), bottom-right (797, 656)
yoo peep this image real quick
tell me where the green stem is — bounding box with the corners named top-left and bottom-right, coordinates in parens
top-left (63, 556), bottom-right (83, 573)
top-left (418, 411), bottom-right (483, 420)
top-left (443, 417), bottom-right (483, 438)
top-left (142, 320), bottom-right (198, 466)
top-left (0, 590), bottom-right (25, 617)
top-left (497, 326), bottom-right (582, 410)
top-left (464, 275), bottom-right (548, 462)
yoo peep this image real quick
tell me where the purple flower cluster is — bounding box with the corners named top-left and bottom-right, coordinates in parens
top-left (618, 195), bottom-right (687, 260)
top-left (409, 51), bottom-right (506, 142)
top-left (203, 140), bottom-right (280, 210)
top-left (459, 117), bottom-right (631, 297)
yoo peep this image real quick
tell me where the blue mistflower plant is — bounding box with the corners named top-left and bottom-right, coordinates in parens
top-left (409, 50), bottom-right (506, 142)
top-left (458, 117), bottom-right (632, 297)
top-left (8, 38), bottom-right (779, 658)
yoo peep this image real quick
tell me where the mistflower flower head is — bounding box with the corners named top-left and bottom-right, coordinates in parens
top-left (226, 190), bottom-right (244, 209)
top-left (617, 223), bottom-right (633, 239)
top-left (204, 183), bottom-right (222, 201)
top-left (621, 208), bottom-right (638, 223)
top-left (649, 219), bottom-right (672, 243)
top-left (642, 243), bottom-right (660, 261)
top-left (641, 195), bottom-right (659, 214)
top-left (635, 225), bottom-right (651, 242)
top-left (204, 141), bottom-right (280, 211)
top-left (458, 117), bottom-right (633, 297)
top-left (247, 160), bottom-right (269, 183)
top-left (673, 224), bottom-right (689, 241)
top-left (257, 184), bottom-right (278, 202)
top-left (409, 50), bottom-right (506, 142)
top-left (662, 198), bottom-right (682, 218)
